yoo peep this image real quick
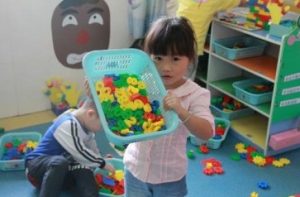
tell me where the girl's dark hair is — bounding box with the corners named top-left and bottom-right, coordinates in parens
top-left (144, 16), bottom-right (197, 63)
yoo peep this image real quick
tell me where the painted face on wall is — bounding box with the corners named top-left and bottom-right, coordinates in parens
top-left (52, 0), bottom-right (110, 69)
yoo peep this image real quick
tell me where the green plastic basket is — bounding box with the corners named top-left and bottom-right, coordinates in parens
top-left (189, 118), bottom-right (230, 149)
top-left (82, 49), bottom-right (179, 145)
top-left (0, 132), bottom-right (42, 171)
top-left (94, 158), bottom-right (124, 197)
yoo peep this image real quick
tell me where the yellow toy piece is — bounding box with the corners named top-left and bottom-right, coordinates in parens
top-left (113, 170), bottom-right (124, 181)
top-left (272, 160), bottom-right (284, 168)
top-left (235, 143), bottom-right (245, 150)
top-left (252, 156), bottom-right (266, 167)
top-left (279, 157), bottom-right (290, 165)
top-left (250, 191), bottom-right (259, 197)
top-left (267, 2), bottom-right (290, 24)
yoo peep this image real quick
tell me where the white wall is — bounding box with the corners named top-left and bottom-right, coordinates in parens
top-left (0, 0), bottom-right (132, 118)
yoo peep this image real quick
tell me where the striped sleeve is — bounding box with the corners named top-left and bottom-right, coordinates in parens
top-left (54, 119), bottom-right (106, 168)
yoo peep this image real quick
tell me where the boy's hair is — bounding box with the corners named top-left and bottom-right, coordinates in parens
top-left (144, 16), bottom-right (197, 63)
top-left (81, 97), bottom-right (97, 112)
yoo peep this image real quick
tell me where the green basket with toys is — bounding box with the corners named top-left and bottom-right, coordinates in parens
top-left (94, 158), bottom-right (124, 196)
top-left (82, 49), bottom-right (179, 145)
top-left (189, 118), bottom-right (230, 149)
top-left (0, 132), bottom-right (41, 171)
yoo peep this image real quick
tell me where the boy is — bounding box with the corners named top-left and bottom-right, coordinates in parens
top-left (25, 98), bottom-right (115, 197)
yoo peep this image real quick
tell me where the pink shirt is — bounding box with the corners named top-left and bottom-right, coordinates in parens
top-left (124, 79), bottom-right (215, 184)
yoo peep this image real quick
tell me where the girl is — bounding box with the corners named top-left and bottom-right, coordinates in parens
top-left (124, 16), bottom-right (215, 197)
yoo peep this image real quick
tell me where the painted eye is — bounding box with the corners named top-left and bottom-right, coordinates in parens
top-left (62, 14), bottom-right (78, 27)
top-left (88, 13), bottom-right (103, 25)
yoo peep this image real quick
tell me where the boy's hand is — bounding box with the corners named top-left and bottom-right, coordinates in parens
top-left (104, 162), bottom-right (115, 175)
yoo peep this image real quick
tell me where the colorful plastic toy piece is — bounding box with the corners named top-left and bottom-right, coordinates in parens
top-left (199, 144), bottom-right (209, 154)
top-left (257, 180), bottom-right (270, 190)
top-left (187, 149), bottom-right (195, 159)
top-left (250, 191), bottom-right (259, 197)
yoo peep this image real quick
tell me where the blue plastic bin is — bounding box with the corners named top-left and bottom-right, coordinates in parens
top-left (210, 104), bottom-right (254, 120)
top-left (0, 132), bottom-right (42, 171)
top-left (94, 158), bottom-right (124, 197)
top-left (82, 49), bottom-right (179, 145)
top-left (232, 78), bottom-right (273, 105)
top-left (213, 36), bottom-right (267, 60)
top-left (189, 118), bottom-right (230, 149)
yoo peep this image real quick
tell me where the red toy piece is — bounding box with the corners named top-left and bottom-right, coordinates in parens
top-left (199, 144), bottom-right (209, 154)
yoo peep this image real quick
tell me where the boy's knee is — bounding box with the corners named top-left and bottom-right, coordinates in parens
top-left (50, 156), bottom-right (69, 171)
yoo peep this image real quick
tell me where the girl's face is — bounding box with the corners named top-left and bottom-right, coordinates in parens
top-left (151, 54), bottom-right (190, 89)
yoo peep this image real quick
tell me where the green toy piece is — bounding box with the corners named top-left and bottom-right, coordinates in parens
top-left (187, 149), bottom-right (195, 159)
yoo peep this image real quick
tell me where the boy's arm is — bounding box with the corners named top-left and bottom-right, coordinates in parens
top-left (54, 120), bottom-right (106, 168)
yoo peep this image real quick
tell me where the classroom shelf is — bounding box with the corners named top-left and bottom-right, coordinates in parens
top-left (197, 17), bottom-right (300, 156)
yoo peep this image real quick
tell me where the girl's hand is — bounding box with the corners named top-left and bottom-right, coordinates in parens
top-left (163, 92), bottom-right (182, 113)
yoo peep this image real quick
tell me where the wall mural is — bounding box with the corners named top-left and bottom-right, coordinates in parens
top-left (52, 0), bottom-right (110, 69)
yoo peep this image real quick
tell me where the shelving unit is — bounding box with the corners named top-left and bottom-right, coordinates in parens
top-left (196, 17), bottom-right (300, 156)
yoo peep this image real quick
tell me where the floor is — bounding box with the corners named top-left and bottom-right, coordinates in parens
top-left (1, 111), bottom-right (300, 197)
top-left (0, 110), bottom-right (55, 131)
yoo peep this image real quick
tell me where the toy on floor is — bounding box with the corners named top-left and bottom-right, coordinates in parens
top-left (289, 194), bottom-right (300, 197)
top-left (250, 191), bottom-right (259, 197)
top-left (257, 180), bottom-right (270, 190)
top-left (187, 149), bottom-right (196, 159)
top-left (43, 77), bottom-right (82, 116)
top-left (232, 142), bottom-right (291, 168)
top-left (201, 158), bottom-right (224, 176)
top-left (95, 74), bottom-right (166, 137)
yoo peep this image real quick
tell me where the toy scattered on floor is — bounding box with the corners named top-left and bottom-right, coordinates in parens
top-left (232, 142), bottom-right (291, 167)
top-left (95, 74), bottom-right (166, 137)
top-left (1, 138), bottom-right (38, 160)
top-left (95, 169), bottom-right (125, 195)
top-left (289, 194), bottom-right (300, 197)
top-left (199, 144), bottom-right (209, 154)
top-left (187, 149), bottom-right (196, 159)
top-left (43, 77), bottom-right (82, 116)
top-left (250, 191), bottom-right (259, 197)
top-left (257, 180), bottom-right (270, 190)
top-left (201, 158), bottom-right (224, 176)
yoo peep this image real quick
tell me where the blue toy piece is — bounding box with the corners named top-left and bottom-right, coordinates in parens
top-left (103, 176), bottom-right (116, 187)
top-left (257, 180), bottom-right (270, 190)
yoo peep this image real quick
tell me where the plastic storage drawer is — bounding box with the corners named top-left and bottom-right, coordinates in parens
top-left (213, 36), bottom-right (267, 60)
top-left (210, 104), bottom-right (254, 120)
top-left (189, 118), bottom-right (230, 149)
top-left (232, 78), bottom-right (273, 105)
top-left (0, 132), bottom-right (41, 171)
